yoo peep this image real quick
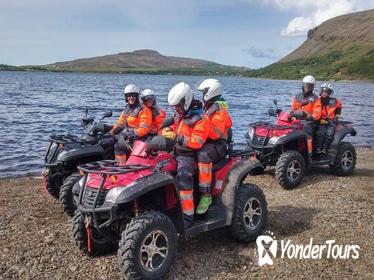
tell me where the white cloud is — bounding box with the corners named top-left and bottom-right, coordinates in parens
top-left (243, 0), bottom-right (374, 36)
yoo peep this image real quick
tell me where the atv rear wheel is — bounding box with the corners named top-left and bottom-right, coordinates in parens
top-left (330, 142), bottom-right (356, 176)
top-left (231, 184), bottom-right (267, 242)
top-left (45, 169), bottom-right (63, 199)
top-left (275, 150), bottom-right (306, 189)
top-left (59, 173), bottom-right (81, 216)
top-left (72, 210), bottom-right (115, 256)
top-left (118, 211), bottom-right (177, 279)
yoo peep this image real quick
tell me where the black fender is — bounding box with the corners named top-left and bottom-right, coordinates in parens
top-left (116, 172), bottom-right (177, 204)
top-left (276, 130), bottom-right (307, 146)
top-left (327, 126), bottom-right (356, 160)
top-left (58, 144), bottom-right (105, 163)
top-left (221, 158), bottom-right (264, 224)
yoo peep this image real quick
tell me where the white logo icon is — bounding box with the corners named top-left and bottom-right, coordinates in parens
top-left (256, 232), bottom-right (277, 266)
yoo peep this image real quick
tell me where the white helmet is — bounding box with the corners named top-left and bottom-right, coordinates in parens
top-left (320, 82), bottom-right (334, 95)
top-left (141, 88), bottom-right (156, 103)
top-left (168, 82), bottom-right (193, 111)
top-left (124, 84), bottom-right (140, 96)
top-left (302, 75), bottom-right (316, 85)
top-left (198, 78), bottom-right (222, 102)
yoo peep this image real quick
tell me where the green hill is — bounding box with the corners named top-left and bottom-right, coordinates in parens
top-left (43, 49), bottom-right (246, 75)
top-left (1, 50), bottom-right (247, 75)
top-left (245, 9), bottom-right (374, 81)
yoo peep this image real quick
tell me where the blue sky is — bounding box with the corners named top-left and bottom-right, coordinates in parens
top-left (1, 0), bottom-right (373, 68)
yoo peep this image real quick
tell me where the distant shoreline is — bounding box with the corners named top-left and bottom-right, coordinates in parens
top-left (1, 69), bottom-right (373, 83)
top-left (0, 66), bottom-right (244, 77)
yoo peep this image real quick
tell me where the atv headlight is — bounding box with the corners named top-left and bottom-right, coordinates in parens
top-left (105, 182), bottom-right (136, 204)
top-left (57, 150), bottom-right (67, 160)
top-left (268, 136), bottom-right (280, 145)
top-left (79, 177), bottom-right (85, 187)
top-left (105, 187), bottom-right (125, 204)
top-left (246, 127), bottom-right (255, 140)
top-left (56, 149), bottom-right (78, 161)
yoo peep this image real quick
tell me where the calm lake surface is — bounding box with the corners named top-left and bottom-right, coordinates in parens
top-left (0, 71), bottom-right (373, 178)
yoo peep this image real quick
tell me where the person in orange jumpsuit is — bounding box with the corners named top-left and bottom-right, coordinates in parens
top-left (194, 79), bottom-right (233, 214)
top-left (140, 89), bottom-right (166, 135)
top-left (291, 75), bottom-right (321, 160)
top-left (163, 82), bottom-right (210, 228)
top-left (111, 84), bottom-right (152, 164)
top-left (315, 83), bottom-right (342, 154)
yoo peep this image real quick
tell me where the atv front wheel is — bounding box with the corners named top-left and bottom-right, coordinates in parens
top-left (45, 169), bottom-right (63, 199)
top-left (275, 150), bottom-right (306, 189)
top-left (330, 142), bottom-right (356, 176)
top-left (231, 184), bottom-right (267, 242)
top-left (118, 211), bottom-right (177, 279)
top-left (59, 173), bottom-right (81, 216)
top-left (72, 210), bottom-right (115, 256)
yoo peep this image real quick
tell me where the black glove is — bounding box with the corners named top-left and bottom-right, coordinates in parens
top-left (175, 135), bottom-right (185, 146)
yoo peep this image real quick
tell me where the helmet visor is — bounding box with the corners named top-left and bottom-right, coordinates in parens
top-left (320, 87), bottom-right (332, 95)
top-left (173, 98), bottom-right (186, 115)
top-left (142, 95), bottom-right (155, 103)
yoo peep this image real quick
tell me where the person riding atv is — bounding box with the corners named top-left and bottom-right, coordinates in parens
top-left (111, 84), bottom-right (152, 164)
top-left (315, 83), bottom-right (342, 155)
top-left (140, 88), bottom-right (166, 135)
top-left (291, 75), bottom-right (321, 162)
top-left (195, 78), bottom-right (233, 214)
top-left (162, 82), bottom-right (210, 228)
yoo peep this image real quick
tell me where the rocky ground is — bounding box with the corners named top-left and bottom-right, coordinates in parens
top-left (1, 148), bottom-right (373, 280)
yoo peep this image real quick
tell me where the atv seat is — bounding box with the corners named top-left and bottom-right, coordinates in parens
top-left (212, 157), bottom-right (231, 172)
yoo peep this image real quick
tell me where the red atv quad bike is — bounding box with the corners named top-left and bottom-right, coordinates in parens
top-left (72, 134), bottom-right (267, 279)
top-left (246, 99), bottom-right (357, 189)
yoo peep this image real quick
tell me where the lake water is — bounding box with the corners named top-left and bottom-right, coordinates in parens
top-left (0, 71), bottom-right (373, 178)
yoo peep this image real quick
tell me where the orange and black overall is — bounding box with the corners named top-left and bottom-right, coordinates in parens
top-left (291, 92), bottom-right (320, 156)
top-left (315, 97), bottom-right (342, 151)
top-left (113, 103), bottom-right (152, 163)
top-left (196, 98), bottom-right (232, 193)
top-left (170, 109), bottom-right (209, 226)
top-left (149, 105), bottom-right (166, 135)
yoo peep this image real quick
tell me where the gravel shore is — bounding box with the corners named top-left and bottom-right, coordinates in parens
top-left (1, 148), bottom-right (373, 279)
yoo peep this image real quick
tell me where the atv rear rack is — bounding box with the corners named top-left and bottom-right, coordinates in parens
top-left (78, 160), bottom-right (151, 175)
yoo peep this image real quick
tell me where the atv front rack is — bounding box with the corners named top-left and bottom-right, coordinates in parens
top-left (78, 160), bottom-right (151, 175)
top-left (77, 160), bottom-right (152, 229)
top-left (249, 122), bottom-right (298, 130)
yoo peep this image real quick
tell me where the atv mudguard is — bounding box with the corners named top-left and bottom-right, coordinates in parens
top-left (58, 143), bottom-right (105, 163)
top-left (116, 172), bottom-right (177, 204)
top-left (327, 126), bottom-right (356, 160)
top-left (221, 158), bottom-right (264, 224)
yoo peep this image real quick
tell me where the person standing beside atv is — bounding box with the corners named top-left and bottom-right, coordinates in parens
top-left (315, 83), bottom-right (342, 155)
top-left (111, 84), bottom-right (152, 164)
top-left (291, 75), bottom-right (321, 161)
top-left (163, 82), bottom-right (210, 228)
top-left (140, 89), bottom-right (166, 135)
top-left (194, 79), bottom-right (233, 214)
